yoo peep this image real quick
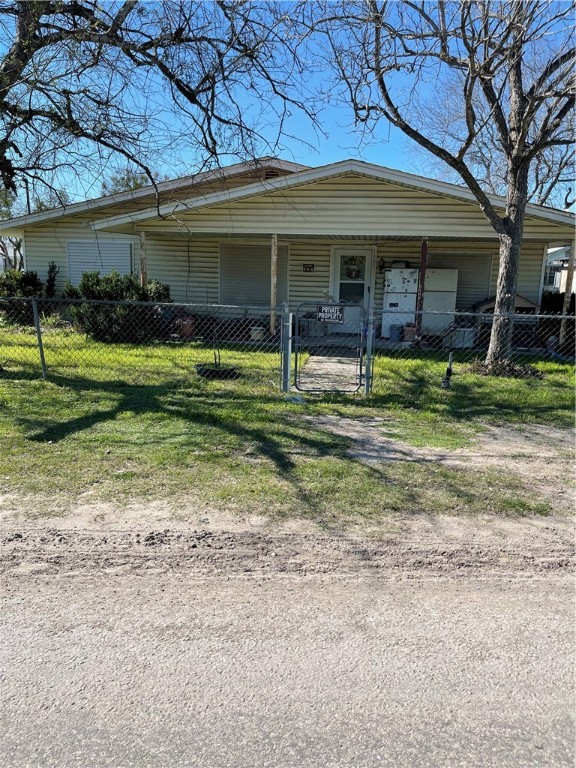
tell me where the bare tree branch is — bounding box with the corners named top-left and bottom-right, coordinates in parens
top-left (0, 1), bottom-right (317, 200)
top-left (299, 0), bottom-right (574, 365)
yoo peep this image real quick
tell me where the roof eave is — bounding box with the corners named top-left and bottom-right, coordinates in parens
top-left (91, 159), bottom-right (576, 232)
top-left (0, 157), bottom-right (309, 232)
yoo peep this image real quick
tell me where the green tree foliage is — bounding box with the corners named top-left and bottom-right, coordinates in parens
top-left (30, 190), bottom-right (71, 212)
top-left (100, 167), bottom-right (168, 196)
top-left (45, 262), bottom-right (60, 299)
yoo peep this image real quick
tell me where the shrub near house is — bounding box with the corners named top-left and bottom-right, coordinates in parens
top-left (0, 269), bottom-right (43, 324)
top-left (0, 261), bottom-right (60, 324)
top-left (63, 271), bottom-right (171, 343)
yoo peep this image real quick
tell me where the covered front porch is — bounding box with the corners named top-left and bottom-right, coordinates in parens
top-left (136, 231), bottom-right (549, 343)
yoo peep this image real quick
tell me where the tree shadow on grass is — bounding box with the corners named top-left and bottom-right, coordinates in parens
top-left (6, 366), bottom-right (570, 526)
top-left (331, 364), bottom-right (574, 426)
top-left (12, 371), bottom-right (489, 499)
top-left (14, 372), bottom-right (355, 517)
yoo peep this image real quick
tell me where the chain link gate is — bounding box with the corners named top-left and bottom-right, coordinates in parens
top-left (292, 302), bottom-right (370, 393)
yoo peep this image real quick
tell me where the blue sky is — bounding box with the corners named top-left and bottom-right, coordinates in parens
top-left (65, 93), bottom-right (418, 202)
top-left (2, 0), bottom-right (571, 209)
top-left (263, 106), bottom-right (414, 171)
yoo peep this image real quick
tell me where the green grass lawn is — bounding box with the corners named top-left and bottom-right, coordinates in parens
top-left (0, 327), bottom-right (573, 523)
top-left (369, 349), bottom-right (575, 434)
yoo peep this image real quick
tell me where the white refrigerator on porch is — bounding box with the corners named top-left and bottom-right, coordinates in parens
top-left (381, 268), bottom-right (458, 337)
top-left (421, 269), bottom-right (459, 333)
top-left (381, 269), bottom-right (418, 337)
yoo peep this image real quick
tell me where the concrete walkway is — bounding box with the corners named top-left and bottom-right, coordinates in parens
top-left (297, 353), bottom-right (361, 391)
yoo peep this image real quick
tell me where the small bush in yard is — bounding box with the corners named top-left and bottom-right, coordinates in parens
top-left (44, 261), bottom-right (60, 299)
top-left (0, 269), bottom-right (44, 324)
top-left (63, 271), bottom-right (171, 342)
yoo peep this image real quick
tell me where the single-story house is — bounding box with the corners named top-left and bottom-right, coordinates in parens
top-left (1, 157), bottom-right (574, 329)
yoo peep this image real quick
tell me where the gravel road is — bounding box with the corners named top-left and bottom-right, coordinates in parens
top-left (1, 521), bottom-right (574, 768)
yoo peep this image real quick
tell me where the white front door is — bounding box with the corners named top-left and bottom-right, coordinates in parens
top-left (330, 247), bottom-right (374, 329)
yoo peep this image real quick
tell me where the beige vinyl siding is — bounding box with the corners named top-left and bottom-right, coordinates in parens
top-left (516, 243), bottom-right (547, 303)
top-left (145, 237), bottom-right (290, 306)
top-left (19, 172), bottom-right (552, 309)
top-left (139, 174), bottom-right (573, 241)
top-left (15, 169), bottom-right (294, 287)
top-left (288, 241), bottom-right (332, 310)
top-left (427, 245), bottom-right (493, 309)
top-left (429, 254), bottom-right (491, 309)
top-left (22, 220), bottom-right (548, 311)
top-left (143, 235), bottom-right (548, 311)
top-left (67, 240), bottom-right (133, 285)
top-left (23, 220), bottom-right (136, 294)
top-left (4, 168), bottom-right (297, 237)
top-left (145, 236), bottom-right (219, 304)
top-left (489, 242), bottom-right (546, 304)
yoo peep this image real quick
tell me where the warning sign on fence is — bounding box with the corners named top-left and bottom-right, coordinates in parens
top-left (316, 304), bottom-right (344, 324)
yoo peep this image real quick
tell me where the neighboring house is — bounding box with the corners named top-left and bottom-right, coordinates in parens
top-left (544, 246), bottom-right (574, 295)
top-left (0, 157), bottom-right (573, 321)
top-left (0, 237), bottom-right (22, 271)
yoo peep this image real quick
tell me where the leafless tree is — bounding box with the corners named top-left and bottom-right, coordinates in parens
top-left (406, 72), bottom-right (574, 209)
top-left (0, 189), bottom-right (21, 269)
top-left (0, 232), bottom-right (22, 271)
top-left (303, 0), bottom-right (575, 365)
top-left (0, 1), bottom-right (314, 202)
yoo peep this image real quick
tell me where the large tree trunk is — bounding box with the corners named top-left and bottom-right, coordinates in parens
top-left (485, 164), bottom-right (529, 367)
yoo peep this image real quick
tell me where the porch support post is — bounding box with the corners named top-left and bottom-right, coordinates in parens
top-left (138, 230), bottom-right (147, 287)
top-left (414, 238), bottom-right (428, 343)
top-left (536, 243), bottom-right (548, 309)
top-left (559, 239), bottom-right (575, 346)
top-left (270, 233), bottom-right (278, 335)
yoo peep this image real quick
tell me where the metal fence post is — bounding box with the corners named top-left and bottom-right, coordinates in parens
top-left (280, 303), bottom-right (293, 393)
top-left (31, 298), bottom-right (48, 381)
top-left (364, 310), bottom-right (375, 395)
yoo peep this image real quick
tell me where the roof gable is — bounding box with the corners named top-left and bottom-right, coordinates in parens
top-left (1, 158), bottom-right (573, 239)
top-left (91, 159), bottom-right (575, 234)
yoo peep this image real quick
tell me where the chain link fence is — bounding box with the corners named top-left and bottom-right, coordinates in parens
top-left (0, 297), bottom-right (574, 395)
top-left (373, 308), bottom-right (575, 359)
top-left (293, 302), bottom-right (368, 393)
top-left (0, 298), bottom-right (288, 393)
top-left (369, 308), bottom-right (575, 398)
